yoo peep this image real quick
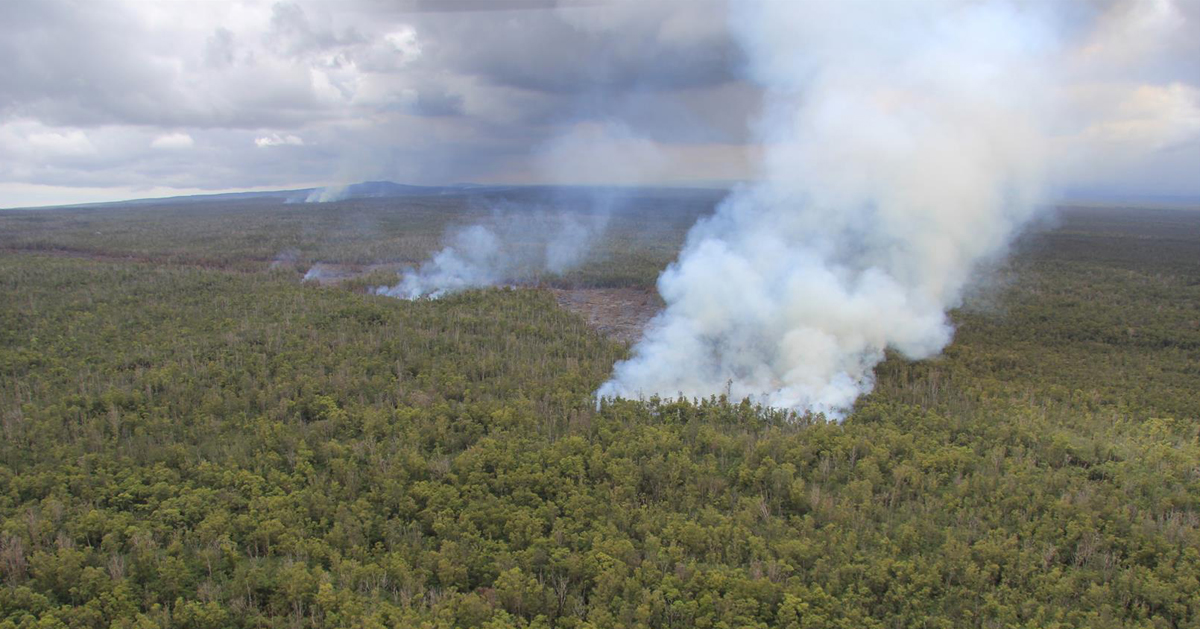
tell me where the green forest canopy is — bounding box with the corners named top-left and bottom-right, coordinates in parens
top-left (0, 198), bottom-right (1198, 628)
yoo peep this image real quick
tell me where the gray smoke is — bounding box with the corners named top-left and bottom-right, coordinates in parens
top-left (599, 0), bottom-right (1058, 417)
top-left (376, 121), bottom-right (663, 299)
top-left (305, 186), bottom-right (350, 203)
top-left (375, 206), bottom-right (609, 299)
top-left (302, 263), bottom-right (343, 283)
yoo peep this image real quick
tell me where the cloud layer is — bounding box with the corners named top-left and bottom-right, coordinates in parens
top-left (0, 0), bottom-right (1197, 207)
top-left (0, 0), bottom-right (751, 206)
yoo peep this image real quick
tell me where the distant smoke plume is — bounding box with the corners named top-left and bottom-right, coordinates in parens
top-left (599, 1), bottom-right (1057, 417)
top-left (377, 122), bottom-right (663, 299)
top-left (306, 185), bottom-right (350, 203)
top-left (375, 206), bottom-right (610, 299)
top-left (303, 263), bottom-right (342, 282)
top-left (268, 248), bottom-right (300, 270)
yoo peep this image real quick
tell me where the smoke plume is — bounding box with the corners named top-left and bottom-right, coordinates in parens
top-left (599, 1), bottom-right (1057, 417)
top-left (377, 122), bottom-right (663, 299)
top-left (375, 205), bottom-right (610, 299)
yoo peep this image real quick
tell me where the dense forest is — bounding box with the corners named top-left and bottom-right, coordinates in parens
top-left (1, 195), bottom-right (1198, 628)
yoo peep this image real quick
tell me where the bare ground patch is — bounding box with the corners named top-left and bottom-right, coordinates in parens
top-left (550, 287), bottom-right (660, 344)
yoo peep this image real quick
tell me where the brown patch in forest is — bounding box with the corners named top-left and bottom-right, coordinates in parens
top-left (550, 287), bottom-right (661, 344)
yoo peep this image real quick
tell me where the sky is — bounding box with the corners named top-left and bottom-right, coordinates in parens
top-left (1, 0), bottom-right (1197, 208)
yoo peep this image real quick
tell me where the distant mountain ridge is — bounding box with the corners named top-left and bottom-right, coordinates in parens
top-left (9, 181), bottom-right (738, 210)
top-left (12, 181), bottom-right (521, 210)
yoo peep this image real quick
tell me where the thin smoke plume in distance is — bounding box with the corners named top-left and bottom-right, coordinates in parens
top-left (374, 205), bottom-right (611, 299)
top-left (375, 122), bottom-right (663, 299)
top-left (599, 0), bottom-right (1058, 417)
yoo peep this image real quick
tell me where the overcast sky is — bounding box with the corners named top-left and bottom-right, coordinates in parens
top-left (1, 0), bottom-right (1197, 208)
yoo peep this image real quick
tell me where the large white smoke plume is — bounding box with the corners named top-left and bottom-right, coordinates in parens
top-left (599, 1), bottom-right (1058, 416)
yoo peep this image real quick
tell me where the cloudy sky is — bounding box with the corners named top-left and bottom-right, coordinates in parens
top-left (1, 0), bottom-right (1197, 208)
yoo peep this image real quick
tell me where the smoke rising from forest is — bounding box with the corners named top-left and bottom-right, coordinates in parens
top-left (375, 206), bottom-right (610, 299)
top-left (599, 1), bottom-right (1058, 416)
top-left (376, 122), bottom-right (662, 299)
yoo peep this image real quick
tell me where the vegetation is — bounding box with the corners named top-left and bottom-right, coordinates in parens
top-left (0, 197), bottom-right (1198, 628)
top-left (0, 189), bottom-right (716, 286)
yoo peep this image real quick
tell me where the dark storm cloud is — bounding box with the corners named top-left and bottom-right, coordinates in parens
top-left (400, 88), bottom-right (467, 117)
top-left (414, 1), bottom-right (741, 94)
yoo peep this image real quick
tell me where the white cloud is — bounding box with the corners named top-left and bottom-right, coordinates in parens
top-left (1047, 0), bottom-right (1200, 196)
top-left (1090, 82), bottom-right (1200, 149)
top-left (254, 134), bottom-right (305, 148)
top-left (26, 129), bottom-right (96, 156)
top-left (1074, 0), bottom-right (1188, 75)
top-left (384, 26), bottom-right (421, 61)
top-left (150, 132), bottom-right (194, 149)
